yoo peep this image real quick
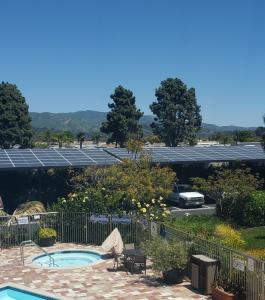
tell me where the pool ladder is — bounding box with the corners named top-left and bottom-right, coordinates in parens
top-left (20, 240), bottom-right (56, 267)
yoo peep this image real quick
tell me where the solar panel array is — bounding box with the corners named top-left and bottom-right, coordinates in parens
top-left (105, 145), bottom-right (265, 164)
top-left (0, 148), bottom-right (120, 169)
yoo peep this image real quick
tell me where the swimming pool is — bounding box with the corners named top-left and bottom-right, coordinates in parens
top-left (32, 250), bottom-right (102, 268)
top-left (0, 285), bottom-right (57, 300)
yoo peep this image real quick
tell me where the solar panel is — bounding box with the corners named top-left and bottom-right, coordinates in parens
top-left (105, 145), bottom-right (265, 164)
top-left (0, 148), bottom-right (121, 169)
top-left (0, 146), bottom-right (264, 169)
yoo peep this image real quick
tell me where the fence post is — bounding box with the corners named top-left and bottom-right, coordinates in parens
top-left (85, 213), bottom-right (88, 244)
top-left (61, 213), bottom-right (64, 242)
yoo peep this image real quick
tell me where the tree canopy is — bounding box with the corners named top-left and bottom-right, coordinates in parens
top-left (150, 78), bottom-right (202, 146)
top-left (0, 82), bottom-right (32, 148)
top-left (101, 86), bottom-right (143, 147)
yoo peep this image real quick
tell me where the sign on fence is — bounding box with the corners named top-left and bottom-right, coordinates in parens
top-left (247, 257), bottom-right (255, 272)
top-left (112, 215), bottom-right (131, 224)
top-left (232, 257), bottom-right (245, 272)
top-left (17, 216), bottom-right (29, 225)
top-left (90, 214), bottom-right (109, 224)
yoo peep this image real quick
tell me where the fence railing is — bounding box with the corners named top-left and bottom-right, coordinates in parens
top-left (0, 212), bottom-right (147, 249)
top-left (156, 223), bottom-right (265, 300)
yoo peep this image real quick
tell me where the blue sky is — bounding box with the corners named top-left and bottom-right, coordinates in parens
top-left (0, 0), bottom-right (264, 127)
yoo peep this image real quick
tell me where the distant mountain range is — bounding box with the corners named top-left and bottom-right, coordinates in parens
top-left (30, 110), bottom-right (256, 136)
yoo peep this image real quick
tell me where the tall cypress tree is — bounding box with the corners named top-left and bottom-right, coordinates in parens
top-left (150, 78), bottom-right (202, 146)
top-left (0, 82), bottom-right (32, 148)
top-left (101, 85), bottom-right (143, 147)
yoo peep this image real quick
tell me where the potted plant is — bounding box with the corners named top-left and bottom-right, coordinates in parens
top-left (212, 278), bottom-right (246, 300)
top-left (141, 237), bottom-right (187, 284)
top-left (38, 227), bottom-right (57, 247)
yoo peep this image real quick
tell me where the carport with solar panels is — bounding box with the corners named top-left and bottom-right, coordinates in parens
top-left (0, 148), bottom-right (121, 170)
top-left (104, 145), bottom-right (265, 165)
top-left (0, 145), bottom-right (264, 170)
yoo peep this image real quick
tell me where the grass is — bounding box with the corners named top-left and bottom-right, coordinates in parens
top-left (240, 226), bottom-right (265, 250)
top-left (168, 215), bottom-right (265, 251)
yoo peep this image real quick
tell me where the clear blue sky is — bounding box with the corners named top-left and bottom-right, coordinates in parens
top-left (0, 0), bottom-right (264, 127)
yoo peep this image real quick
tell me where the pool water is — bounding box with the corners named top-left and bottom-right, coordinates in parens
top-left (32, 250), bottom-right (102, 268)
top-left (0, 287), bottom-right (54, 300)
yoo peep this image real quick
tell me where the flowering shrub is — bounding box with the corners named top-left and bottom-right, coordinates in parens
top-left (52, 157), bottom-right (175, 220)
top-left (214, 224), bottom-right (245, 249)
top-left (246, 248), bottom-right (265, 261)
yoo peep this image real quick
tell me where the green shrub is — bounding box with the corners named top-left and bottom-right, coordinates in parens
top-left (141, 237), bottom-right (188, 273)
top-left (167, 215), bottom-right (222, 239)
top-left (243, 191), bottom-right (265, 227)
top-left (39, 228), bottom-right (57, 239)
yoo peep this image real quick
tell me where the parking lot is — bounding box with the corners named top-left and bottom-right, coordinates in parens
top-left (169, 204), bottom-right (216, 218)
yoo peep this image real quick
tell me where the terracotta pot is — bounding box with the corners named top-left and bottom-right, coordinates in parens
top-left (212, 287), bottom-right (236, 300)
top-left (39, 237), bottom-right (56, 247)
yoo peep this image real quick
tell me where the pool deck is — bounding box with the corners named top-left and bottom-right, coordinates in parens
top-left (0, 243), bottom-right (210, 299)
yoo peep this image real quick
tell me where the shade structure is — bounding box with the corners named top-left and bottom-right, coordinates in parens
top-left (0, 148), bottom-right (121, 169)
top-left (105, 145), bottom-right (265, 164)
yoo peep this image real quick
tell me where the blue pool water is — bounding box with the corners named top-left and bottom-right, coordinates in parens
top-left (32, 250), bottom-right (102, 268)
top-left (0, 287), bottom-right (54, 300)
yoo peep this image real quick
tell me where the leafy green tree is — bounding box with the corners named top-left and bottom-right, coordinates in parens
top-left (192, 169), bottom-right (263, 224)
top-left (150, 78), bottom-right (202, 146)
top-left (76, 131), bottom-right (85, 149)
top-left (126, 137), bottom-right (144, 159)
top-left (91, 131), bottom-right (101, 146)
top-left (255, 126), bottom-right (265, 137)
top-left (234, 130), bottom-right (254, 143)
top-left (52, 131), bottom-right (74, 148)
top-left (101, 86), bottom-right (143, 147)
top-left (0, 82), bottom-right (32, 148)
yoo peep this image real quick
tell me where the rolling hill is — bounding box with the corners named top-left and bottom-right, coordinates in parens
top-left (30, 110), bottom-right (255, 136)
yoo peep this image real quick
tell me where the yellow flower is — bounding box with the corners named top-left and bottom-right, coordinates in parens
top-left (145, 203), bottom-right (150, 207)
top-left (162, 213), bottom-right (166, 217)
top-left (137, 202), bottom-right (141, 207)
top-left (151, 199), bottom-right (155, 204)
top-left (141, 208), bottom-right (147, 213)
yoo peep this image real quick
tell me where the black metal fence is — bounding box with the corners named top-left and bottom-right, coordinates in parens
top-left (154, 223), bottom-right (265, 300)
top-left (0, 212), bottom-right (148, 248)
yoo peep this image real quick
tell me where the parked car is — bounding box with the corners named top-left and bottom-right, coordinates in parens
top-left (167, 184), bottom-right (205, 208)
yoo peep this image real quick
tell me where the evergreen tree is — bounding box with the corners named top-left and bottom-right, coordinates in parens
top-left (101, 85), bottom-right (143, 147)
top-left (150, 78), bottom-right (202, 146)
top-left (0, 82), bottom-right (32, 148)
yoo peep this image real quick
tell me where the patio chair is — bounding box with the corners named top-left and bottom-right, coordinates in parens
top-left (130, 255), bottom-right (146, 275)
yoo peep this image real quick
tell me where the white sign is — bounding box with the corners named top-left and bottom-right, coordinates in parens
top-left (247, 258), bottom-right (255, 272)
top-left (33, 214), bottom-right (40, 220)
top-left (17, 216), bottom-right (29, 225)
top-left (233, 258), bottom-right (245, 271)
